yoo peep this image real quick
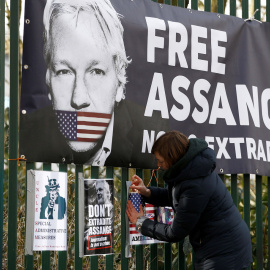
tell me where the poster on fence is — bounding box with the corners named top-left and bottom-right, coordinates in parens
top-left (156, 207), bottom-right (174, 225)
top-left (79, 178), bottom-right (114, 256)
top-left (25, 170), bottom-right (68, 253)
top-left (125, 182), bottom-right (162, 246)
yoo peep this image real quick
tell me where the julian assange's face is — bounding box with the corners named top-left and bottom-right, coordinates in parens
top-left (154, 152), bottom-right (170, 170)
top-left (46, 11), bottom-right (121, 152)
top-left (96, 181), bottom-right (104, 204)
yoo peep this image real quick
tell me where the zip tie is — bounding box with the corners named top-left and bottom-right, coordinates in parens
top-left (244, 9), bottom-right (262, 23)
top-left (147, 167), bottom-right (160, 187)
top-left (8, 157), bottom-right (27, 166)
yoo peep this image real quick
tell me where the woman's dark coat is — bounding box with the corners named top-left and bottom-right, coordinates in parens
top-left (141, 138), bottom-right (252, 270)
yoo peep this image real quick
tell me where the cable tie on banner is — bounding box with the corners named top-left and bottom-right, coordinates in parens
top-left (244, 9), bottom-right (262, 24)
top-left (147, 167), bottom-right (160, 187)
top-left (8, 156), bottom-right (27, 166)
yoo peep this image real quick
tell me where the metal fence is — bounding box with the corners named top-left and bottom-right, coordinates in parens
top-left (1, 0), bottom-right (270, 269)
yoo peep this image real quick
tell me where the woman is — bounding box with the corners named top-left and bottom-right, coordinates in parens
top-left (126, 131), bottom-right (252, 270)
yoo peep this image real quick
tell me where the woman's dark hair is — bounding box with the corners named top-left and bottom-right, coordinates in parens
top-left (151, 131), bottom-right (189, 167)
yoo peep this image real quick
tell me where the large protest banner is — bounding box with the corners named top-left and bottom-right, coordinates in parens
top-left (20, 0), bottom-right (270, 174)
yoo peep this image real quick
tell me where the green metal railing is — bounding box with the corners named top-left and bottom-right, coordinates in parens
top-left (1, 0), bottom-right (270, 269)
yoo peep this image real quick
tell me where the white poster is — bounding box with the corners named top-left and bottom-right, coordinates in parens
top-left (33, 171), bottom-right (67, 251)
top-left (126, 182), bottom-right (162, 246)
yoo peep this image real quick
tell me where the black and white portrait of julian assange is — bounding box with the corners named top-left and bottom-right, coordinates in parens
top-left (20, 0), bottom-right (169, 168)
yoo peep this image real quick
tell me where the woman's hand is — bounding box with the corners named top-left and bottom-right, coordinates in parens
top-left (130, 175), bottom-right (151, 197)
top-left (126, 200), bottom-right (144, 225)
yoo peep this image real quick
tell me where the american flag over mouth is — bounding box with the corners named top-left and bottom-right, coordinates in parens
top-left (56, 111), bottom-right (112, 142)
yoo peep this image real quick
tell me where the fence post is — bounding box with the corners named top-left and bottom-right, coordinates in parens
top-left (150, 169), bottom-right (158, 270)
top-left (121, 167), bottom-right (129, 269)
top-left (58, 163), bottom-right (68, 270)
top-left (0, 0), bottom-right (5, 268)
top-left (243, 174), bottom-right (251, 270)
top-left (256, 175), bottom-right (263, 270)
top-left (42, 163), bottom-right (52, 269)
top-left (90, 166), bottom-right (99, 269)
top-left (267, 176), bottom-right (270, 269)
top-left (231, 174), bottom-right (238, 206)
top-left (7, 0), bottom-right (19, 268)
top-left (25, 162), bottom-right (35, 270)
top-left (242, 0), bottom-right (249, 19)
top-left (106, 166), bottom-right (114, 268)
top-left (75, 165), bottom-right (83, 269)
top-left (135, 168), bottom-right (144, 270)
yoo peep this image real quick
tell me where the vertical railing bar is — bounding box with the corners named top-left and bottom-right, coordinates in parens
top-left (75, 164), bottom-right (83, 269)
top-left (24, 162), bottom-right (35, 270)
top-left (150, 169), bottom-right (158, 270)
top-left (178, 242), bottom-right (186, 270)
top-left (163, 180), bottom-right (171, 270)
top-left (164, 242), bottom-right (172, 269)
top-left (217, 0), bottom-right (224, 14)
top-left (191, 0), bottom-right (198, 11)
top-left (267, 0), bottom-right (270, 22)
top-left (231, 174), bottom-right (238, 206)
top-left (243, 174), bottom-right (251, 270)
top-left (0, 0), bottom-right (5, 267)
top-left (230, 0), bottom-right (236, 16)
top-left (42, 163), bottom-right (52, 269)
top-left (90, 166), bottom-right (99, 269)
top-left (268, 177), bottom-right (270, 270)
top-left (164, 0), bottom-right (171, 5)
top-left (243, 174), bottom-right (250, 228)
top-left (58, 163), bottom-right (67, 270)
top-left (255, 175), bottom-right (263, 270)
top-left (121, 167), bottom-right (129, 270)
top-left (204, 0), bottom-right (211, 12)
top-left (177, 0), bottom-right (185, 8)
top-left (7, 0), bottom-right (20, 267)
top-left (242, 0), bottom-right (249, 19)
top-left (105, 166), bottom-right (114, 269)
top-left (135, 168), bottom-right (144, 270)
top-left (254, 0), bottom-right (261, 21)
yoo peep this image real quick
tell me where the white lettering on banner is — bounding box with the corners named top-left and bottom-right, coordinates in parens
top-left (190, 134), bottom-right (270, 162)
top-left (144, 73), bottom-right (169, 118)
top-left (145, 72), bottom-right (270, 130)
top-left (145, 17), bottom-right (166, 63)
top-left (192, 79), bottom-right (211, 123)
top-left (170, 75), bottom-right (191, 121)
top-left (229, 138), bottom-right (245, 158)
top-left (236, 85), bottom-right (260, 127)
top-left (261, 89), bottom-right (270, 130)
top-left (211, 29), bottom-right (227, 74)
top-left (146, 17), bottom-right (227, 74)
top-left (191, 25), bottom-right (208, 72)
top-left (168, 21), bottom-right (188, 68)
top-left (141, 130), bottom-right (165, 153)
top-left (215, 137), bottom-right (230, 159)
top-left (208, 82), bottom-right (236, 125)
